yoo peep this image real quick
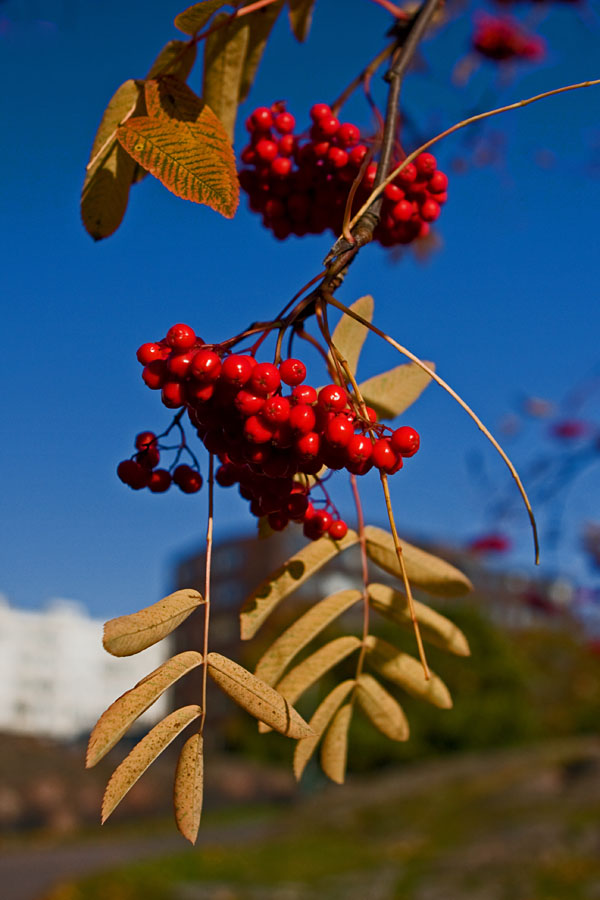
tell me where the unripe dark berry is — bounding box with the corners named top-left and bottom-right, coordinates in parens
top-left (391, 426), bottom-right (420, 457)
top-left (166, 324), bottom-right (196, 351)
top-left (268, 511), bottom-right (289, 531)
top-left (117, 459), bottom-right (151, 489)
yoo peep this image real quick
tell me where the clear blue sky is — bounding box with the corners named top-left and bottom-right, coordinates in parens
top-left (1, 0), bottom-right (599, 617)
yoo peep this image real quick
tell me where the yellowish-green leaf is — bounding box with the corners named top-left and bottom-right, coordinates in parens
top-left (255, 589), bottom-right (361, 687)
top-left (240, 529), bottom-right (358, 640)
top-left (103, 589), bottom-right (204, 657)
top-left (294, 680), bottom-right (355, 781)
top-left (146, 39), bottom-right (198, 80)
top-left (320, 702), bottom-right (353, 785)
top-left (203, 13), bottom-right (250, 140)
top-left (364, 635), bottom-right (452, 709)
top-left (357, 361), bottom-right (435, 420)
top-left (356, 673), bottom-right (409, 742)
top-left (207, 652), bottom-right (312, 739)
top-left (81, 79), bottom-right (144, 240)
top-left (329, 295), bottom-right (374, 378)
top-left (364, 525), bottom-right (473, 598)
top-left (368, 582), bottom-right (470, 657)
top-left (174, 732), bottom-right (204, 844)
top-left (101, 705), bottom-right (202, 823)
top-left (116, 99), bottom-right (239, 218)
top-left (87, 651), bottom-right (204, 768)
top-left (239, 0), bottom-right (284, 102)
top-left (175, 0), bottom-right (226, 35)
top-left (287, 0), bottom-right (316, 40)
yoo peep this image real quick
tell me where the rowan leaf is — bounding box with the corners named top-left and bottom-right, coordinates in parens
top-left (356, 673), bottom-right (409, 742)
top-left (116, 100), bottom-right (239, 218)
top-left (357, 361), bottom-right (435, 420)
top-left (364, 635), bottom-right (452, 709)
top-left (320, 702), bottom-right (353, 785)
top-left (257, 515), bottom-right (275, 540)
top-left (174, 732), bottom-right (204, 844)
top-left (239, 0), bottom-right (284, 102)
top-left (368, 582), bottom-right (470, 657)
top-left (174, 0), bottom-right (227, 35)
top-left (146, 39), bottom-right (198, 80)
top-left (329, 295), bottom-right (374, 377)
top-left (287, 0), bottom-right (316, 40)
top-left (101, 705), bottom-right (202, 823)
top-left (254, 589), bottom-right (362, 686)
top-left (207, 652), bottom-right (312, 739)
top-left (203, 13), bottom-right (250, 140)
top-left (81, 79), bottom-right (144, 240)
top-left (103, 589), bottom-right (205, 657)
top-left (144, 76), bottom-right (204, 121)
top-left (364, 525), bottom-right (473, 598)
top-left (87, 651), bottom-right (204, 768)
top-left (293, 680), bottom-right (355, 781)
top-left (240, 529), bottom-right (358, 639)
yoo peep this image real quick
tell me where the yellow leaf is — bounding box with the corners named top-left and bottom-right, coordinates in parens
top-left (87, 651), bottom-right (204, 768)
top-left (368, 582), bottom-right (470, 657)
top-left (356, 673), bottom-right (409, 742)
top-left (320, 702), bottom-right (353, 785)
top-left (239, 0), bottom-right (284, 102)
top-left (202, 13), bottom-right (250, 140)
top-left (364, 636), bottom-right (452, 709)
top-left (293, 680), bottom-right (355, 781)
top-left (103, 589), bottom-right (204, 657)
top-left (254, 589), bottom-right (361, 686)
top-left (364, 526), bottom-right (473, 598)
top-left (174, 732), bottom-right (204, 844)
top-left (357, 361), bottom-right (435, 420)
top-left (287, 0), bottom-right (316, 40)
top-left (207, 652), bottom-right (312, 739)
top-left (101, 705), bottom-right (202, 823)
top-left (146, 39), bottom-right (198, 80)
top-left (174, 0), bottom-right (226, 35)
top-left (240, 529), bottom-right (358, 640)
top-left (329, 295), bottom-right (374, 378)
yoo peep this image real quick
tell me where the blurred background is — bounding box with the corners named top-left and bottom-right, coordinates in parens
top-left (1, 0), bottom-right (600, 897)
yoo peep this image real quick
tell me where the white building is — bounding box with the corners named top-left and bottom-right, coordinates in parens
top-left (0, 595), bottom-right (171, 740)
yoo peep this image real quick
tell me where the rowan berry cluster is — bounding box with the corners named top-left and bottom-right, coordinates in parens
top-left (122, 322), bottom-right (421, 540)
top-left (238, 103), bottom-right (449, 247)
top-left (472, 16), bottom-right (545, 62)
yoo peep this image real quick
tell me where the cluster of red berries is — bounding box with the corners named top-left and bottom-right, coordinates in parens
top-left (117, 431), bottom-right (203, 494)
top-left (125, 322), bottom-right (421, 540)
top-left (472, 16), bottom-right (545, 62)
top-left (238, 103), bottom-right (449, 248)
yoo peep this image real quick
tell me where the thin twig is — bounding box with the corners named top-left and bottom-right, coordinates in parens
top-left (200, 453), bottom-right (214, 732)
top-left (331, 42), bottom-right (396, 116)
top-left (350, 474), bottom-right (372, 682)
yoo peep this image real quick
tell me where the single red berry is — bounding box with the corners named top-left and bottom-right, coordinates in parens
top-left (161, 381), bottom-right (186, 409)
top-left (166, 324), bottom-right (196, 351)
top-left (215, 463), bottom-right (239, 487)
top-left (314, 509), bottom-right (333, 532)
top-left (287, 491), bottom-right (309, 521)
top-left (279, 358), bottom-right (306, 386)
top-left (250, 362), bottom-right (281, 397)
top-left (142, 360), bottom-right (167, 390)
top-left (268, 511), bottom-right (289, 531)
top-left (295, 431), bottom-right (321, 459)
top-left (415, 152), bottom-right (437, 178)
top-left (327, 146), bottom-right (349, 169)
top-left (240, 145), bottom-right (256, 165)
top-left (278, 134), bottom-right (296, 156)
top-left (346, 434), bottom-right (373, 465)
top-left (372, 438), bottom-right (399, 473)
top-left (348, 145), bottom-right (368, 167)
top-left (310, 103), bottom-right (332, 122)
top-left (244, 415), bottom-right (276, 444)
top-left (263, 395), bottom-right (291, 425)
top-left (315, 115), bottom-right (340, 137)
top-left (420, 199), bottom-right (441, 222)
top-left (148, 469), bottom-right (172, 493)
top-left (271, 156), bottom-right (292, 177)
top-left (397, 162), bottom-right (417, 185)
top-left (235, 390), bottom-right (265, 417)
top-left (363, 162), bottom-right (378, 189)
top-left (255, 139), bottom-right (278, 162)
top-left (191, 349), bottom-right (222, 383)
top-left (326, 415), bottom-right (353, 449)
top-left (274, 111), bottom-right (295, 133)
top-left (167, 351), bottom-right (195, 379)
top-left (428, 171), bottom-right (448, 193)
top-left (391, 426), bottom-right (420, 457)
top-left (364, 406), bottom-right (378, 424)
top-left (303, 516), bottom-right (324, 540)
top-left (328, 519), bottom-right (348, 540)
top-left (318, 384), bottom-right (348, 413)
top-left (384, 183), bottom-right (404, 203)
top-left (135, 431), bottom-right (156, 451)
top-left (186, 382), bottom-right (215, 405)
top-left (292, 384), bottom-right (317, 405)
top-left (251, 106), bottom-right (273, 130)
top-left (173, 464), bottom-right (203, 494)
top-left (136, 342), bottom-right (163, 365)
top-left (221, 354), bottom-right (254, 388)
top-left (117, 459), bottom-right (151, 489)
top-left (289, 404), bottom-right (316, 434)
top-left (336, 123), bottom-right (360, 146)
top-left (391, 200), bottom-right (414, 223)
top-left (137, 446), bottom-right (160, 469)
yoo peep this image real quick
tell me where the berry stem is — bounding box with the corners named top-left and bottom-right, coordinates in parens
top-left (200, 452), bottom-right (215, 734)
top-left (350, 474), bottom-right (372, 684)
top-left (330, 41), bottom-right (396, 116)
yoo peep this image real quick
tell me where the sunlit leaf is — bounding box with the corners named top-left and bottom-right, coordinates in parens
top-left (329, 295), bottom-right (374, 377)
top-left (240, 529), bottom-right (358, 640)
top-left (202, 13), bottom-right (250, 140)
top-left (287, 0), bottom-right (316, 40)
top-left (175, 0), bottom-right (226, 35)
top-left (207, 652), bottom-right (312, 739)
top-left (364, 635), bottom-right (452, 709)
top-left (356, 673), bottom-right (409, 742)
top-left (368, 582), bottom-right (470, 656)
top-left (87, 651), bottom-right (204, 767)
top-left (239, 0), bottom-right (284, 102)
top-left (101, 705), bottom-right (202, 823)
top-left (294, 679), bottom-right (355, 781)
top-left (174, 732), bottom-right (204, 844)
top-left (357, 361), bottom-right (435, 420)
top-left (364, 526), bottom-right (473, 598)
top-left (146, 39), bottom-right (198, 80)
top-left (254, 589), bottom-right (361, 686)
top-left (320, 702), bottom-right (353, 784)
top-left (103, 589), bottom-right (204, 657)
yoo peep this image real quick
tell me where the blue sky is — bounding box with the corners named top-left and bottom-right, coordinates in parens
top-left (1, 0), bottom-right (599, 617)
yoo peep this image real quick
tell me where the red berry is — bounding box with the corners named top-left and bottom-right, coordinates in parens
top-left (250, 362), bottom-right (281, 396)
top-left (274, 111), bottom-right (295, 133)
top-left (135, 431), bottom-right (156, 451)
top-left (142, 360), bottom-right (167, 390)
top-left (278, 134), bottom-right (296, 156)
top-left (310, 103), bottom-right (332, 122)
top-left (292, 384), bottom-right (317, 405)
top-left (251, 106), bottom-right (273, 130)
top-left (166, 324), bottom-right (196, 351)
top-left (221, 354), bottom-right (254, 388)
top-left (215, 464), bottom-right (238, 487)
top-left (148, 469), bottom-right (172, 493)
top-left (318, 384), bottom-right (348, 413)
top-left (289, 404), bottom-right (316, 434)
top-left (279, 358), bottom-right (306, 386)
top-left (420, 199), bottom-right (440, 222)
top-left (295, 431), bottom-right (321, 459)
top-left (429, 171), bottom-right (448, 193)
top-left (346, 434), bottom-right (373, 465)
top-left (255, 139), bottom-right (278, 162)
top-left (136, 342), bottom-right (163, 365)
top-left (372, 438), bottom-right (399, 473)
top-left (244, 415), bottom-right (276, 444)
top-left (117, 459), bottom-right (151, 490)
top-left (384, 184), bottom-right (404, 203)
top-left (391, 426), bottom-right (420, 457)
top-left (328, 519), bottom-right (348, 540)
top-left (415, 152), bottom-right (437, 178)
top-left (167, 351), bottom-right (195, 379)
top-left (191, 349), bottom-right (222, 383)
top-left (314, 509), bottom-right (333, 532)
top-left (287, 492), bottom-right (309, 521)
top-left (235, 390), bottom-right (265, 417)
top-left (327, 147), bottom-right (349, 169)
top-left (137, 445), bottom-right (160, 469)
top-left (397, 162), bottom-right (417, 185)
top-left (391, 200), bottom-right (414, 223)
top-left (271, 157), bottom-right (292, 177)
top-left (336, 123), bottom-right (360, 146)
top-left (263, 395), bottom-right (291, 424)
top-left (268, 511), bottom-right (289, 531)
top-left (173, 464), bottom-right (203, 494)
top-left (315, 115), bottom-right (340, 137)
top-left (349, 145), bottom-right (368, 167)
top-left (186, 382), bottom-right (215, 405)
top-left (161, 381), bottom-right (186, 409)
top-left (326, 415), bottom-right (353, 449)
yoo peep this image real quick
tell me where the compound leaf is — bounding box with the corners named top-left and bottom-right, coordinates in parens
top-left (103, 589), bottom-right (205, 657)
top-left (101, 705), bottom-right (202, 823)
top-left (329, 295), bottom-right (374, 377)
top-left (87, 651), bottom-right (204, 767)
top-left (294, 679), bottom-right (355, 781)
top-left (357, 361), bottom-right (435, 420)
top-left (207, 652), bottom-right (312, 739)
top-left (364, 635), bottom-right (452, 709)
top-left (364, 525), bottom-right (473, 598)
top-left (203, 13), bottom-right (250, 140)
top-left (174, 732), bottom-right (204, 844)
top-left (146, 39), bottom-right (198, 80)
top-left (320, 702), bottom-right (353, 784)
top-left (356, 673), bottom-right (409, 742)
top-left (368, 582), bottom-right (470, 657)
top-left (239, 0), bottom-right (284, 102)
top-left (254, 589), bottom-right (361, 686)
top-left (287, 0), bottom-right (315, 40)
top-left (240, 529), bottom-right (358, 640)
top-left (175, 0), bottom-right (227, 35)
